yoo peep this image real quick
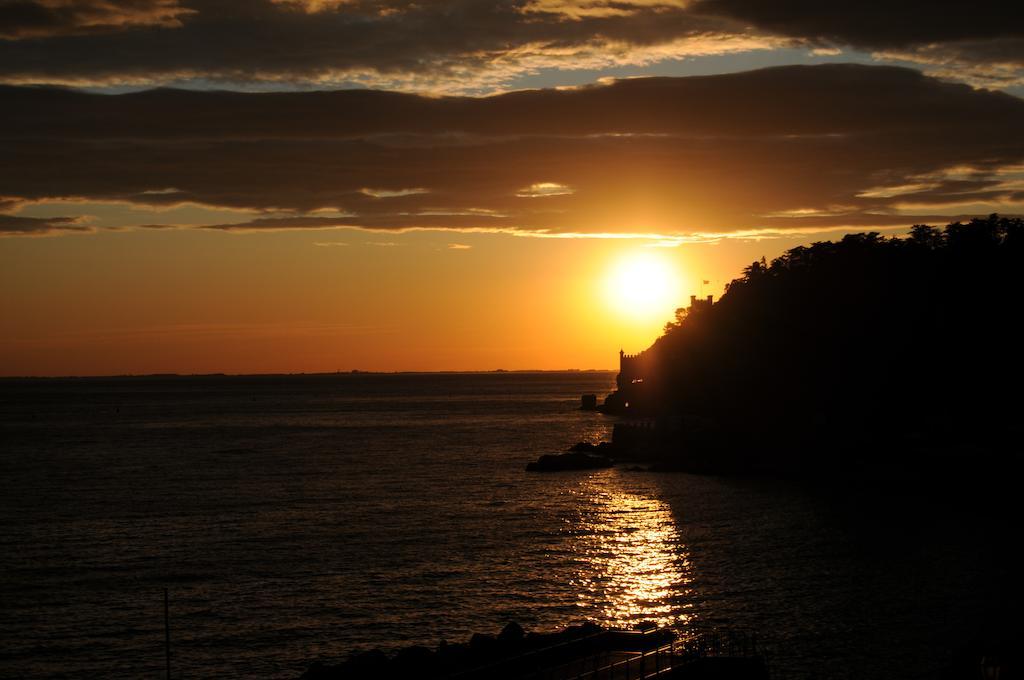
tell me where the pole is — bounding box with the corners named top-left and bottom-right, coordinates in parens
top-left (164, 588), bottom-right (171, 680)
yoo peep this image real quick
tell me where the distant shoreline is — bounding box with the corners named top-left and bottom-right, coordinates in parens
top-left (0, 368), bottom-right (616, 381)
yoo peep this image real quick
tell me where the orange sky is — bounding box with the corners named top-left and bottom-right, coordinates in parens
top-left (0, 227), bottom-right (817, 375)
top-left (2, 2), bottom-right (1022, 376)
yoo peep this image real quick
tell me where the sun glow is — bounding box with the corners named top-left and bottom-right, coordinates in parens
top-left (604, 251), bottom-right (683, 321)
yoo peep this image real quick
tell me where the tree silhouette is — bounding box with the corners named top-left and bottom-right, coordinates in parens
top-left (608, 215), bottom-right (1024, 474)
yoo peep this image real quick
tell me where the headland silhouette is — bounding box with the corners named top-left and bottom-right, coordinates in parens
top-left (590, 215), bottom-right (1024, 479)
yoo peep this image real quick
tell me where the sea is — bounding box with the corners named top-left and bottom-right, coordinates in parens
top-left (0, 372), bottom-right (1013, 679)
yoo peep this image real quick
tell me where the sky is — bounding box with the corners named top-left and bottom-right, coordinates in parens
top-left (1, 0), bottom-right (1022, 375)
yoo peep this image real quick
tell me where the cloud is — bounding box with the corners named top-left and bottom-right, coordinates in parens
top-left (520, 0), bottom-right (689, 20)
top-left (1, 65), bottom-right (1022, 237)
top-left (447, 243), bottom-right (472, 249)
top-left (0, 1), bottom-right (1019, 91)
top-left (689, 1), bottom-right (1020, 49)
top-left (0, 0), bottom-right (193, 39)
top-left (0, 0), bottom-right (759, 91)
top-left (874, 38), bottom-right (1024, 89)
top-left (516, 182), bottom-right (574, 198)
top-left (0, 213), bottom-right (91, 235)
top-left (689, 0), bottom-right (1024, 86)
top-left (360, 187), bottom-right (430, 198)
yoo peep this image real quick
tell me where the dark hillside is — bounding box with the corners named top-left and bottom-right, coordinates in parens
top-left (612, 215), bottom-right (1024, 473)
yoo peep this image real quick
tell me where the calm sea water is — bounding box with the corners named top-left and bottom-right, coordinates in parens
top-left (0, 373), bottom-right (1012, 679)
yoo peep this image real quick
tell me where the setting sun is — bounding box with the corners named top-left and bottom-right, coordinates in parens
top-left (604, 251), bottom-right (683, 321)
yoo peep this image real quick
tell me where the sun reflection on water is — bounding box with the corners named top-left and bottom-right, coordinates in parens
top-left (568, 474), bottom-right (693, 630)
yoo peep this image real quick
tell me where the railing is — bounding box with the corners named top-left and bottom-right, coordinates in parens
top-left (448, 629), bottom-right (762, 680)
top-left (448, 629), bottom-right (610, 680)
top-left (560, 640), bottom-right (677, 680)
top-left (524, 629), bottom-right (762, 680)
top-left (677, 629), bottom-right (760, 660)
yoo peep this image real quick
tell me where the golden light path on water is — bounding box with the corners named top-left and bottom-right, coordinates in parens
top-left (568, 474), bottom-right (694, 630)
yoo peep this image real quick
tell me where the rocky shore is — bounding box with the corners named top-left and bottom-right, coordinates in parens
top-left (524, 430), bottom-right (656, 473)
top-left (525, 446), bottom-right (615, 471)
top-left (300, 621), bottom-right (674, 679)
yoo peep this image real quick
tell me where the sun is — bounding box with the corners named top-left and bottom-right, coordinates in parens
top-left (604, 251), bottom-right (682, 321)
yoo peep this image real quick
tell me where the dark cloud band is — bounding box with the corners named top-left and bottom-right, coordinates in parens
top-left (1, 65), bottom-right (1022, 236)
top-left (0, 1), bottom-right (1020, 90)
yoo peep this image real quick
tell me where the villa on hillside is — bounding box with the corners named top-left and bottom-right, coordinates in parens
top-left (605, 294), bottom-right (714, 413)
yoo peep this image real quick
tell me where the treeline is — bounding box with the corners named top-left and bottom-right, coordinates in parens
top-left (626, 215), bottom-right (1024, 470)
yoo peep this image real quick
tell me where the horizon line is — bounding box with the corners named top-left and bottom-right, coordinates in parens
top-left (0, 368), bottom-right (617, 380)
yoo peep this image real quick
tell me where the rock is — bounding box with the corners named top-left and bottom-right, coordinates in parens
top-left (526, 452), bottom-right (614, 472)
top-left (299, 660), bottom-right (336, 680)
top-left (391, 646), bottom-right (438, 676)
top-left (469, 632), bottom-right (497, 651)
top-left (298, 622), bottom-right (619, 680)
top-left (498, 622), bottom-right (525, 642)
top-left (435, 642), bottom-right (470, 670)
top-left (346, 649), bottom-right (388, 675)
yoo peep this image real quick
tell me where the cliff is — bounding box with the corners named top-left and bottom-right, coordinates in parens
top-left (601, 215), bottom-right (1024, 474)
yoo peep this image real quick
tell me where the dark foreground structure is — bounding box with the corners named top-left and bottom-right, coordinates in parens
top-left (301, 623), bottom-right (767, 679)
